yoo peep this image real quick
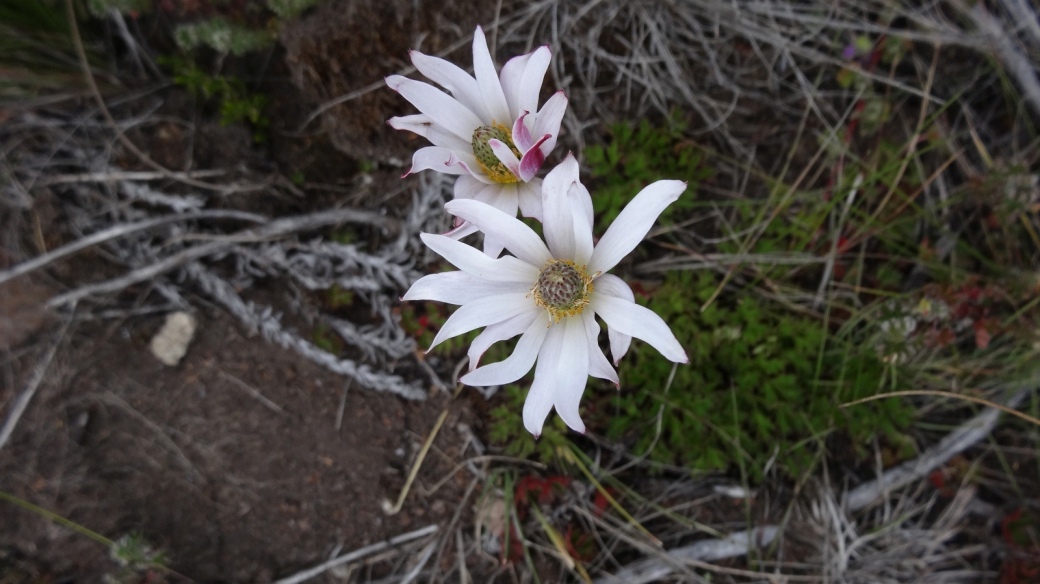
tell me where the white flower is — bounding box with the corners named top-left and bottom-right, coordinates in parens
top-left (402, 156), bottom-right (688, 436)
top-left (386, 26), bottom-right (568, 257)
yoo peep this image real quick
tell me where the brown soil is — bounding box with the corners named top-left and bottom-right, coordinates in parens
top-left (0, 309), bottom-right (475, 581)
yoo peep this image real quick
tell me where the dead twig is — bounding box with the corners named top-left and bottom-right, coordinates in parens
top-left (272, 524), bottom-right (439, 584)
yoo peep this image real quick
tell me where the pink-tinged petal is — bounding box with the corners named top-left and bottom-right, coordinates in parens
top-left (445, 199), bottom-right (552, 266)
top-left (590, 292), bottom-right (687, 363)
top-left (488, 139), bottom-right (521, 179)
top-left (534, 91), bottom-right (567, 155)
top-left (386, 75), bottom-right (482, 141)
top-left (428, 293), bottom-right (536, 352)
top-left (517, 45), bottom-right (552, 121)
top-left (588, 180), bottom-right (687, 274)
top-left (408, 50), bottom-right (490, 121)
top-left (449, 156), bottom-right (495, 185)
top-left (462, 312), bottom-right (550, 386)
top-left (467, 310), bottom-right (540, 370)
top-left (404, 147), bottom-right (468, 177)
top-left (524, 324), bottom-right (563, 436)
top-left (517, 179), bottom-right (543, 221)
top-left (472, 26), bottom-right (512, 125)
top-left (443, 221), bottom-right (479, 240)
top-left (512, 111), bottom-right (535, 152)
top-left (518, 134), bottom-right (550, 182)
top-left (582, 311), bottom-right (618, 386)
top-left (388, 113), bottom-right (432, 136)
top-left (389, 115), bottom-right (470, 152)
top-left (591, 274), bottom-right (633, 363)
top-left (420, 233), bottom-right (538, 282)
top-left (540, 155), bottom-right (581, 261)
top-left (403, 272), bottom-right (529, 305)
top-left (552, 316), bottom-right (590, 433)
top-left (499, 52), bottom-right (532, 117)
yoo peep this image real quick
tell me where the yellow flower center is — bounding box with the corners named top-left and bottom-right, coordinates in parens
top-left (471, 122), bottom-right (521, 184)
top-left (531, 259), bottom-right (594, 323)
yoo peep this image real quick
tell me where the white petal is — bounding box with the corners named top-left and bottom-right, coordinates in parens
top-left (453, 173), bottom-right (487, 201)
top-left (590, 292), bottom-right (687, 363)
top-left (421, 233), bottom-right (538, 282)
top-left (388, 113), bottom-right (433, 136)
top-left (405, 147), bottom-right (468, 176)
top-left (471, 26), bottom-right (512, 125)
top-left (429, 293), bottom-right (535, 351)
top-left (540, 155), bottom-right (580, 261)
top-left (588, 180), bottom-right (687, 274)
top-left (568, 184), bottom-right (594, 265)
top-left (462, 313), bottom-right (550, 386)
top-left (499, 52), bottom-right (532, 117)
top-left (443, 221), bottom-right (479, 240)
top-left (575, 181), bottom-right (595, 230)
top-left (386, 75), bottom-right (482, 141)
top-left (582, 311), bottom-right (618, 386)
top-left (408, 50), bottom-right (491, 121)
top-left (468, 310), bottom-right (540, 370)
top-left (517, 179), bottom-right (543, 221)
top-left (389, 114), bottom-right (470, 152)
top-left (517, 46), bottom-right (552, 121)
top-left (403, 271), bottom-right (529, 305)
top-left (534, 91), bottom-right (567, 155)
top-left (592, 274), bottom-right (633, 363)
top-left (475, 185), bottom-right (520, 259)
top-left (552, 317), bottom-right (590, 433)
top-left (444, 199), bottom-right (552, 266)
top-left (524, 324), bottom-right (563, 436)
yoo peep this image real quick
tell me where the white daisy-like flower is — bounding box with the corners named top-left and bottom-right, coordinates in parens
top-left (386, 26), bottom-right (568, 257)
top-left (402, 156), bottom-right (688, 435)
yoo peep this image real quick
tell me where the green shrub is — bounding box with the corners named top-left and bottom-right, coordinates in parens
top-left (584, 112), bottom-right (712, 228)
top-left (605, 271), bottom-right (914, 480)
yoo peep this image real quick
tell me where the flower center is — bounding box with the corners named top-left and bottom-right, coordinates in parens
top-left (471, 123), bottom-right (521, 184)
top-left (531, 260), bottom-right (594, 322)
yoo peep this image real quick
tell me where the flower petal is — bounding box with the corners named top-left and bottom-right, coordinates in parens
top-left (403, 271), bottom-right (529, 305)
top-left (534, 91), bottom-right (567, 155)
top-left (420, 233), bottom-right (538, 282)
top-left (517, 179), bottom-right (543, 222)
top-left (404, 147), bottom-right (468, 177)
top-left (588, 180), bottom-right (687, 274)
top-left (428, 293), bottom-right (535, 351)
top-left (582, 311), bottom-right (619, 386)
top-left (454, 173), bottom-right (487, 201)
top-left (468, 310), bottom-right (540, 370)
top-left (388, 114), bottom-right (470, 152)
top-left (386, 75), bottom-right (482, 141)
top-left (524, 324), bottom-right (563, 436)
top-left (540, 155), bottom-right (589, 262)
top-left (408, 50), bottom-right (490, 121)
top-left (517, 45), bottom-right (552, 121)
top-left (444, 199), bottom-right (552, 266)
top-left (472, 26), bottom-right (512, 125)
top-left (518, 134), bottom-right (550, 182)
top-left (499, 52), bottom-right (532, 117)
top-left (475, 184), bottom-right (520, 258)
top-left (512, 111), bottom-right (534, 152)
top-left (592, 274), bottom-right (634, 363)
top-left (552, 316), bottom-right (590, 433)
top-left (443, 221), bottom-right (479, 240)
top-left (590, 292), bottom-right (687, 363)
top-left (488, 138), bottom-right (521, 179)
top-left (462, 312), bottom-right (550, 386)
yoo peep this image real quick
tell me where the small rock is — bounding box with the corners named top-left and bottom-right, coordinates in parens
top-left (149, 312), bottom-right (197, 366)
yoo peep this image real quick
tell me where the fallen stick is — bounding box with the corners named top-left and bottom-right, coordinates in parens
top-left (0, 314), bottom-right (73, 450)
top-left (45, 207), bottom-right (398, 307)
top-left (0, 210), bottom-right (266, 285)
top-left (273, 524), bottom-right (438, 584)
top-left (35, 169), bottom-right (226, 186)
